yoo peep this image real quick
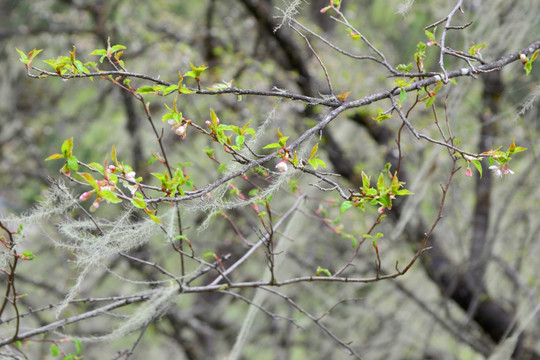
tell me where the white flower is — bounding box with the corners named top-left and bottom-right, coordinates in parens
top-left (275, 160), bottom-right (288, 172)
top-left (503, 166), bottom-right (514, 175)
top-left (489, 165), bottom-right (514, 178)
top-left (91, 200), bottom-right (100, 211)
top-left (489, 165), bottom-right (503, 178)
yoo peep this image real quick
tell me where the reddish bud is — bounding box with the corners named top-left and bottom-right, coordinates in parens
top-left (79, 191), bottom-right (93, 202)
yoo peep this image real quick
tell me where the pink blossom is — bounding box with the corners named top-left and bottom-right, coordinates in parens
top-left (378, 206), bottom-right (385, 215)
top-left (275, 160), bottom-right (288, 172)
top-left (91, 200), bottom-right (100, 211)
top-left (174, 124), bottom-right (186, 137)
top-left (108, 165), bottom-right (117, 172)
top-left (465, 168), bottom-right (472, 177)
top-left (79, 191), bottom-right (93, 202)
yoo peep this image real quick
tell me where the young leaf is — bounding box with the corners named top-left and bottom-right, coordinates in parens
top-left (66, 156), bottom-right (78, 171)
top-left (263, 143), bottom-right (281, 149)
top-left (16, 48), bottom-right (28, 64)
top-left (472, 160), bottom-right (483, 178)
top-left (100, 190), bottom-right (122, 203)
top-left (309, 143), bottom-right (319, 161)
top-left (45, 153), bottom-right (64, 161)
top-left (316, 266), bottom-right (332, 277)
top-left (340, 201), bottom-right (354, 214)
top-left (398, 89), bottom-right (406, 106)
top-left (50, 344), bottom-right (59, 356)
top-left (131, 197), bottom-right (146, 209)
top-left (136, 86), bottom-right (157, 94)
top-left (61, 137), bottom-right (74, 157)
top-left (74, 339), bottom-right (82, 355)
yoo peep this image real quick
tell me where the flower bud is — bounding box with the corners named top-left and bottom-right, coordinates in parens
top-left (79, 191), bottom-right (92, 202)
top-left (275, 160), bottom-right (288, 172)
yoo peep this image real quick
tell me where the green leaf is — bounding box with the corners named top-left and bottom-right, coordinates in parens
top-left (472, 160), bottom-right (483, 178)
top-left (262, 143), bottom-right (281, 149)
top-left (379, 193), bottom-right (391, 207)
top-left (309, 143), bottom-right (319, 161)
top-left (531, 50), bottom-right (539, 62)
top-left (316, 266), bottom-right (332, 277)
top-left (16, 48), bottom-right (28, 64)
top-left (61, 137), bottom-right (74, 157)
top-left (361, 171), bottom-right (371, 189)
top-left (147, 212), bottom-right (161, 224)
top-left (100, 190), bottom-right (121, 203)
top-left (22, 251), bottom-right (35, 260)
top-left (152, 172), bottom-right (168, 185)
top-left (110, 44), bottom-right (126, 53)
top-left (131, 197), bottom-right (146, 209)
top-left (425, 29), bottom-right (435, 42)
top-left (136, 86), bottom-right (157, 94)
top-left (425, 95), bottom-right (435, 107)
top-left (396, 63), bottom-right (413, 73)
top-left (184, 63), bottom-right (208, 79)
top-left (73, 339), bottom-right (82, 355)
top-left (340, 201), bottom-right (354, 214)
top-left (87, 162), bottom-right (104, 174)
top-left (400, 88), bottom-right (407, 103)
top-left (210, 108), bottom-right (219, 127)
top-left (67, 156), bottom-right (78, 171)
top-left (178, 86), bottom-right (195, 94)
top-left (163, 85), bottom-right (179, 94)
top-left (394, 189), bottom-right (414, 196)
top-left (50, 344), bottom-right (59, 356)
top-left (373, 108), bottom-right (391, 123)
top-left (90, 49), bottom-right (107, 56)
top-left (235, 135), bottom-right (245, 148)
top-left (248, 189), bottom-right (259, 197)
top-left (377, 173), bottom-right (384, 191)
top-left (309, 158), bottom-right (326, 170)
top-left (78, 174), bottom-right (98, 189)
top-left (525, 62), bottom-right (532, 75)
top-left (45, 153), bottom-right (64, 161)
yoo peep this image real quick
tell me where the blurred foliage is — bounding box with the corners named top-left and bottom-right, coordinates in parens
top-left (1, 0), bottom-right (540, 359)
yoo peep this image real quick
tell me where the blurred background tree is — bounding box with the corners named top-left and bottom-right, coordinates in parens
top-left (1, 0), bottom-right (540, 359)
